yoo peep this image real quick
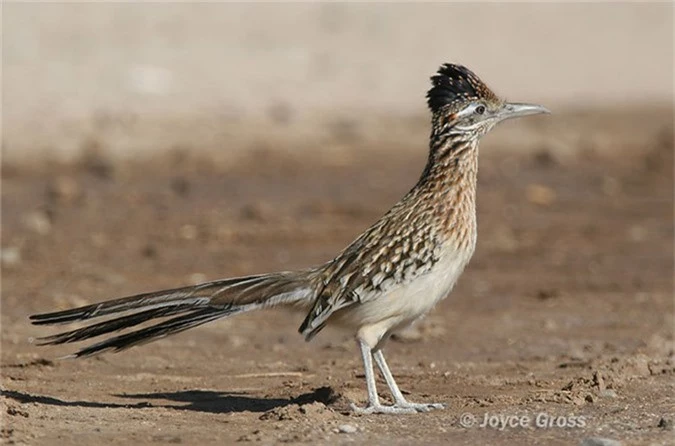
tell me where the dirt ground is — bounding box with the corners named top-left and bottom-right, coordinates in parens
top-left (1, 110), bottom-right (673, 445)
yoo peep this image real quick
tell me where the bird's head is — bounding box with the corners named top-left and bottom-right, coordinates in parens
top-left (427, 64), bottom-right (549, 141)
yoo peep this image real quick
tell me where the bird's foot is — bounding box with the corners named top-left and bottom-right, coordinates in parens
top-left (350, 402), bottom-right (416, 415)
top-left (350, 401), bottom-right (445, 415)
top-left (395, 401), bottom-right (446, 412)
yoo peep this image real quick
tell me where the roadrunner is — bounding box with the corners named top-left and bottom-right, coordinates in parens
top-left (31, 63), bottom-right (548, 414)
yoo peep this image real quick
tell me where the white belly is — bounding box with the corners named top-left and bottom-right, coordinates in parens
top-left (342, 241), bottom-right (474, 348)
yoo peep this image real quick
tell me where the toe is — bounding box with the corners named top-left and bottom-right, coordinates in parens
top-left (350, 402), bottom-right (418, 415)
top-left (399, 402), bottom-right (446, 412)
top-left (427, 403), bottom-right (446, 410)
top-left (350, 403), bottom-right (374, 414)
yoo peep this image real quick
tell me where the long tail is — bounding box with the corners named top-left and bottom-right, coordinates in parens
top-left (30, 271), bottom-right (317, 358)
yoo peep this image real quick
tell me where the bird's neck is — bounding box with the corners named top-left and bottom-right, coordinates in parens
top-left (412, 138), bottom-right (479, 246)
top-left (419, 138), bottom-right (479, 194)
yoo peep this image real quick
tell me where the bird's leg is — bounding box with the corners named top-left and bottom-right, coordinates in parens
top-left (350, 339), bottom-right (417, 414)
top-left (372, 349), bottom-right (445, 412)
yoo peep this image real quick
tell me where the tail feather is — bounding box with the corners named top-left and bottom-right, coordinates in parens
top-left (30, 270), bottom-right (317, 358)
top-left (29, 286), bottom-right (215, 326)
top-left (34, 305), bottom-right (198, 346)
top-left (66, 307), bottom-right (239, 358)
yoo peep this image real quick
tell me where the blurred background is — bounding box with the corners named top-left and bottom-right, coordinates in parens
top-left (2, 4), bottom-right (674, 444)
top-left (3, 2), bottom-right (673, 162)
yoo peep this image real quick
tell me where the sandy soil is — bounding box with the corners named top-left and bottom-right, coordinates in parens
top-left (1, 111), bottom-right (673, 445)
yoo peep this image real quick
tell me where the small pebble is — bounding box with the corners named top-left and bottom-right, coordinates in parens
top-left (579, 437), bottom-right (621, 446)
top-left (628, 225), bottom-right (647, 242)
top-left (24, 210), bottom-right (52, 235)
top-left (526, 184), bottom-right (557, 206)
top-left (658, 417), bottom-right (673, 430)
top-left (179, 224), bottom-right (198, 240)
top-left (47, 176), bottom-right (82, 203)
top-left (337, 424), bottom-right (357, 434)
top-left (0, 247), bottom-right (21, 266)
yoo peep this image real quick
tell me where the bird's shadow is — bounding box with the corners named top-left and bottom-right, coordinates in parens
top-left (1, 386), bottom-right (339, 414)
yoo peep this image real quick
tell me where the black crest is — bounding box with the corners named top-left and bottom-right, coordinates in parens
top-left (426, 64), bottom-right (498, 113)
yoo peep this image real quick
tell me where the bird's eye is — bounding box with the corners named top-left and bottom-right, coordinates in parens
top-left (475, 105), bottom-right (486, 115)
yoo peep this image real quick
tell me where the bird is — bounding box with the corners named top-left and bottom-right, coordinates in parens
top-left (30, 63), bottom-right (549, 415)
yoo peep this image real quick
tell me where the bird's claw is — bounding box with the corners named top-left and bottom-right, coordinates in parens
top-left (350, 401), bottom-right (445, 415)
top-left (396, 402), bottom-right (446, 412)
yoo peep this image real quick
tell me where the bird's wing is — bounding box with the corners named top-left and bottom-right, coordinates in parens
top-left (298, 205), bottom-right (441, 340)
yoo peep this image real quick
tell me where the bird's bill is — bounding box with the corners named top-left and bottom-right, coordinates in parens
top-left (497, 102), bottom-right (551, 122)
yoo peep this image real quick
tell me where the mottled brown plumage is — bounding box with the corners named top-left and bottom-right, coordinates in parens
top-left (299, 138), bottom-right (480, 341)
top-left (30, 63), bottom-right (549, 415)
